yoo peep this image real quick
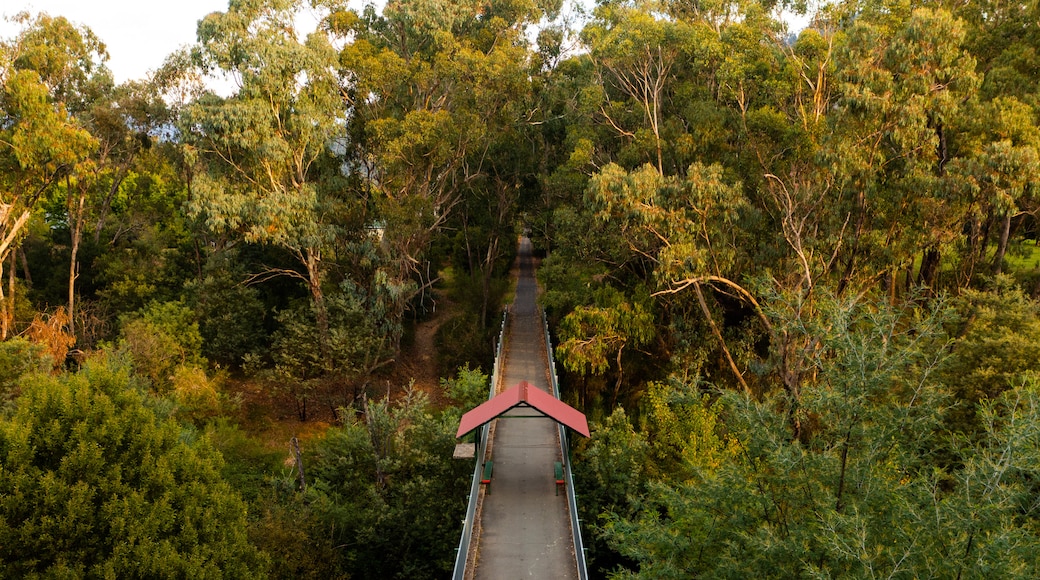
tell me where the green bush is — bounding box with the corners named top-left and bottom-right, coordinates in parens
top-left (435, 311), bottom-right (493, 378)
top-left (117, 300), bottom-right (205, 392)
top-left (0, 338), bottom-right (50, 414)
top-left (186, 268), bottom-right (268, 369)
top-left (441, 364), bottom-right (490, 411)
top-left (0, 357), bottom-right (268, 577)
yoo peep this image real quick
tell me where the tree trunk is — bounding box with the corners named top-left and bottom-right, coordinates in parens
top-left (5, 251), bottom-right (14, 339)
top-left (304, 247), bottom-right (331, 369)
top-left (886, 269), bottom-right (896, 304)
top-left (480, 236), bottom-right (499, 330)
top-left (19, 247), bottom-right (31, 286)
top-left (694, 281), bottom-right (750, 394)
top-left (837, 193), bottom-right (867, 296)
top-left (917, 246), bottom-right (941, 288)
top-left (68, 186), bottom-right (87, 341)
top-left (991, 212), bottom-right (1012, 275)
top-left (780, 331), bottom-right (803, 440)
top-left (93, 162), bottom-right (132, 244)
top-left (835, 426), bottom-right (853, 513)
top-left (0, 256), bottom-right (7, 341)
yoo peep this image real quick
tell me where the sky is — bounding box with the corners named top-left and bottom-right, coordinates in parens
top-left (0, 0), bottom-right (375, 85)
top-left (3, 1), bottom-right (810, 86)
top-left (1, 0), bottom-right (240, 84)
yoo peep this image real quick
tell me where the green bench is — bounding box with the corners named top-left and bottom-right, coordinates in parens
top-left (554, 461), bottom-right (565, 496)
top-left (481, 460), bottom-right (494, 494)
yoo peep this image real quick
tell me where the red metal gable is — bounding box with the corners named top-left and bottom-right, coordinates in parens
top-left (456, 381), bottom-right (590, 438)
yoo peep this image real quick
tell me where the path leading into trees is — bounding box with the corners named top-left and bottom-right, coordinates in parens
top-left (470, 237), bottom-right (578, 579)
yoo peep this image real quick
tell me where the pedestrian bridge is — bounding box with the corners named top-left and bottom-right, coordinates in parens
top-left (452, 238), bottom-right (589, 580)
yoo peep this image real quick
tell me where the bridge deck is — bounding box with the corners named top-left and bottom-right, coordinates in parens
top-left (471, 238), bottom-right (578, 579)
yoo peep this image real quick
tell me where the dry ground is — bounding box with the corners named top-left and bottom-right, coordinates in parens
top-left (223, 246), bottom-right (531, 452)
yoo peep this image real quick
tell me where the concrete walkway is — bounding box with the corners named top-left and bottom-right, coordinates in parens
top-left (472, 237), bottom-right (578, 580)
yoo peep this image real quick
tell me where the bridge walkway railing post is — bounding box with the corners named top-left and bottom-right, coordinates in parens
top-left (452, 309), bottom-right (508, 580)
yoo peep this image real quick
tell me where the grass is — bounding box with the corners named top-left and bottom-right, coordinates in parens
top-left (1005, 240), bottom-right (1040, 273)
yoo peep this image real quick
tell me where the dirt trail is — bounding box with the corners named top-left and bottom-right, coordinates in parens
top-left (393, 292), bottom-right (454, 399)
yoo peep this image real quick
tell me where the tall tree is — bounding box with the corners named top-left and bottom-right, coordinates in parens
top-left (333, 0), bottom-right (548, 316)
top-left (182, 0), bottom-right (350, 367)
top-left (0, 13), bottom-right (97, 338)
top-left (62, 80), bottom-right (169, 340)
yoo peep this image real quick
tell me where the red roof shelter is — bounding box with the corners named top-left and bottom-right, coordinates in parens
top-left (456, 381), bottom-right (590, 439)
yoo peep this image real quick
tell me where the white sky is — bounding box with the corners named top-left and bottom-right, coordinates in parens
top-left (1, 0), bottom-right (235, 84)
top-left (1, 0), bottom-right (376, 85)
top-left (3, 1), bottom-right (810, 86)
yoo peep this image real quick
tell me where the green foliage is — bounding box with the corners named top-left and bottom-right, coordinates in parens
top-left (170, 365), bottom-right (223, 423)
top-left (202, 417), bottom-right (285, 503)
top-left (90, 160), bottom-right (195, 320)
top-left (556, 285), bottom-right (656, 408)
top-left (305, 389), bottom-right (470, 579)
top-left (574, 381), bottom-right (738, 576)
top-left (557, 292), bottom-right (654, 376)
top-left (596, 292), bottom-right (1033, 578)
top-left (434, 310), bottom-right (494, 378)
top-left (0, 338), bottom-right (49, 413)
top-left (247, 495), bottom-right (346, 580)
top-left (574, 407), bottom-right (649, 523)
top-left (603, 375), bottom-right (1040, 579)
top-left (267, 277), bottom-right (402, 420)
top-left (117, 300), bottom-right (205, 392)
top-left (336, 0), bottom-right (538, 322)
top-left (0, 357), bottom-right (268, 577)
top-left (184, 258), bottom-right (269, 368)
top-left (941, 277), bottom-right (1040, 431)
top-left (0, 14), bottom-right (98, 291)
top-left (537, 205), bottom-right (632, 318)
top-left (441, 364), bottom-right (490, 411)
top-left (271, 278), bottom-right (400, 380)
top-left (639, 381), bottom-right (739, 478)
top-left (7, 1), bottom-right (1040, 577)
top-left (183, 0), bottom-right (358, 371)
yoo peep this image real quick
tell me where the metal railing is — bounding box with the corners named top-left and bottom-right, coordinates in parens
top-left (452, 308), bottom-right (508, 580)
top-left (543, 310), bottom-right (589, 580)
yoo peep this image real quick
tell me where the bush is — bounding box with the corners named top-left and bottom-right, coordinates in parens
top-left (441, 364), bottom-right (490, 411)
top-left (117, 300), bottom-right (205, 392)
top-left (185, 267), bottom-right (268, 369)
top-left (435, 311), bottom-right (493, 378)
top-left (171, 365), bottom-right (222, 422)
top-left (0, 338), bottom-right (49, 413)
top-left (0, 357), bottom-right (268, 577)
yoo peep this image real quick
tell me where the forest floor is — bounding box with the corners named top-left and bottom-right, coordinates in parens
top-left (222, 285), bottom-right (461, 462)
top-left (223, 248), bottom-right (527, 464)
top-left (387, 289), bottom-right (456, 406)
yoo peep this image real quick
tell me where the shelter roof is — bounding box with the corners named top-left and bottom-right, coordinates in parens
top-left (456, 381), bottom-right (590, 438)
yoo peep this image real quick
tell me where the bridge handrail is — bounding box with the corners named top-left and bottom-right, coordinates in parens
top-left (452, 308), bottom-right (508, 580)
top-left (543, 309), bottom-right (590, 580)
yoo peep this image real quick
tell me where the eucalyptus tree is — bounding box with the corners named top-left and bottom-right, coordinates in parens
top-left (949, 0), bottom-right (1040, 283)
top-left (19, 21), bottom-right (170, 343)
top-left (0, 13), bottom-right (98, 338)
top-left (65, 80), bottom-right (171, 340)
top-left (332, 0), bottom-right (552, 319)
top-left (181, 0), bottom-right (352, 368)
top-left (822, 5), bottom-right (980, 293)
top-left (582, 2), bottom-right (697, 173)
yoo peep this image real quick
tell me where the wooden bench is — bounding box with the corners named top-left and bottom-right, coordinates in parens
top-left (554, 461), bottom-right (565, 496)
top-left (481, 460), bottom-right (494, 494)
